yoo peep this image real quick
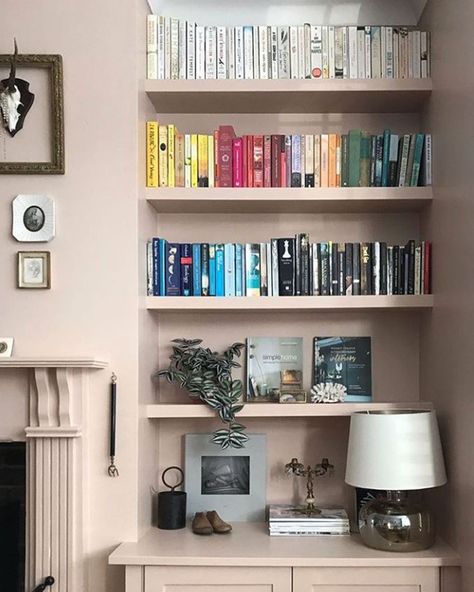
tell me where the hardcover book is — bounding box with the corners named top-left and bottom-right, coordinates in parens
top-left (313, 336), bottom-right (372, 402)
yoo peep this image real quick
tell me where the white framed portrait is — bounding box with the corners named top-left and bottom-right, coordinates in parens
top-left (12, 194), bottom-right (55, 242)
top-left (18, 251), bottom-right (51, 289)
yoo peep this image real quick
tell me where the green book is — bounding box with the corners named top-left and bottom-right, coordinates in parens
top-left (410, 134), bottom-right (425, 186)
top-left (348, 129), bottom-right (361, 187)
top-left (359, 132), bottom-right (371, 187)
top-left (341, 134), bottom-right (349, 187)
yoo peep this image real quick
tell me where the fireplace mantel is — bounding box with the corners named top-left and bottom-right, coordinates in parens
top-left (0, 357), bottom-right (107, 592)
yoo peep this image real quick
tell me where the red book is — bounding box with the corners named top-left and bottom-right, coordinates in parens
top-left (218, 125), bottom-right (236, 188)
top-left (263, 135), bottom-right (272, 187)
top-left (423, 241), bottom-right (431, 294)
top-left (285, 135), bottom-right (292, 187)
top-left (242, 135), bottom-right (248, 187)
top-left (214, 130), bottom-right (220, 187)
top-left (271, 135), bottom-right (281, 187)
top-left (253, 135), bottom-right (264, 187)
top-left (280, 135), bottom-right (286, 188)
top-left (232, 137), bottom-right (244, 187)
top-left (246, 135), bottom-right (254, 188)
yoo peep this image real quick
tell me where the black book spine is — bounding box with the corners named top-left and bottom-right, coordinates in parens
top-left (406, 239), bottom-right (416, 294)
top-left (345, 242), bottom-right (353, 295)
top-left (399, 245), bottom-right (405, 294)
top-left (361, 242), bottom-right (371, 295)
top-left (338, 243), bottom-right (345, 295)
top-left (301, 234), bottom-right (310, 295)
top-left (201, 243), bottom-right (209, 296)
top-left (395, 139), bottom-right (404, 187)
top-left (369, 135), bottom-right (377, 187)
top-left (320, 243), bottom-right (330, 295)
top-left (393, 246), bottom-right (400, 295)
top-left (295, 234), bottom-right (301, 295)
top-left (277, 238), bottom-right (295, 296)
top-left (309, 243), bottom-right (313, 294)
top-left (404, 248), bottom-right (410, 295)
top-left (353, 243), bottom-right (361, 295)
top-left (375, 136), bottom-right (384, 187)
top-left (380, 242), bottom-right (387, 295)
top-left (305, 174), bottom-right (315, 187)
top-left (331, 242), bottom-right (339, 296)
top-left (371, 242), bottom-right (378, 295)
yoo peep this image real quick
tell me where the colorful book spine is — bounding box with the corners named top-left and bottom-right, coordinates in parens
top-left (180, 244), bottom-right (193, 296)
top-left (146, 121), bottom-right (159, 188)
top-left (192, 243), bottom-right (202, 296)
top-left (201, 243), bottom-right (210, 296)
top-left (165, 243), bottom-right (181, 296)
top-left (209, 244), bottom-right (216, 296)
top-left (215, 244), bottom-right (225, 296)
top-left (246, 243), bottom-right (261, 296)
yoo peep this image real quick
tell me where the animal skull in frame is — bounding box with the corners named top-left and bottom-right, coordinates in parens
top-left (0, 40), bottom-right (35, 137)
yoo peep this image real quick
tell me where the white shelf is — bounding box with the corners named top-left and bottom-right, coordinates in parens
top-left (0, 357), bottom-right (108, 369)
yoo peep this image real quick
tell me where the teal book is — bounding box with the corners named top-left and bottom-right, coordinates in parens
top-left (410, 134), bottom-right (425, 187)
top-left (224, 243), bottom-right (236, 297)
top-left (209, 244), bottom-right (216, 296)
top-left (359, 132), bottom-right (371, 187)
top-left (192, 243), bottom-right (201, 296)
top-left (245, 243), bottom-right (261, 297)
top-left (348, 129), bottom-right (361, 187)
top-left (215, 244), bottom-right (225, 297)
top-left (235, 243), bottom-right (243, 296)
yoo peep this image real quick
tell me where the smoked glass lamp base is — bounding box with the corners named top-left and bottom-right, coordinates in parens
top-left (359, 491), bottom-right (435, 552)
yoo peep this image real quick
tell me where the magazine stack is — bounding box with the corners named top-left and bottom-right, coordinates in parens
top-left (268, 505), bottom-right (350, 536)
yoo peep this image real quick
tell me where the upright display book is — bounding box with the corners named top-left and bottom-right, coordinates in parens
top-left (313, 337), bottom-right (372, 402)
top-left (247, 337), bottom-right (303, 402)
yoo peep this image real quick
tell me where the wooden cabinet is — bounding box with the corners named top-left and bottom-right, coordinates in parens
top-left (293, 567), bottom-right (439, 592)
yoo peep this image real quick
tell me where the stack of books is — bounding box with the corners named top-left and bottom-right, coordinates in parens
top-left (269, 505), bottom-right (350, 536)
top-left (146, 16), bottom-right (431, 81)
top-left (146, 123), bottom-right (432, 188)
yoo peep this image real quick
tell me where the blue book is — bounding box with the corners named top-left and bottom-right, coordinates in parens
top-left (152, 238), bottom-right (160, 296)
top-left (166, 243), bottom-right (181, 296)
top-left (245, 243), bottom-right (261, 296)
top-left (180, 244), bottom-right (193, 296)
top-left (209, 244), bottom-right (216, 296)
top-left (201, 244), bottom-right (210, 296)
top-left (235, 244), bottom-right (243, 296)
top-left (159, 239), bottom-right (167, 296)
top-left (192, 244), bottom-right (201, 296)
top-left (381, 129), bottom-right (391, 187)
top-left (224, 244), bottom-right (236, 297)
top-left (215, 244), bottom-right (225, 297)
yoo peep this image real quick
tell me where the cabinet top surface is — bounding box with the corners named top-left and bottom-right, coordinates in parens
top-left (109, 522), bottom-right (460, 567)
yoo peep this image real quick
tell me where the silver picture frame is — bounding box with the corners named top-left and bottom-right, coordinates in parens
top-left (12, 194), bottom-right (55, 242)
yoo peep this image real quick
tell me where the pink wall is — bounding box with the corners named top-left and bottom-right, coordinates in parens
top-left (420, 0), bottom-right (474, 590)
top-left (0, 1), bottom-right (140, 590)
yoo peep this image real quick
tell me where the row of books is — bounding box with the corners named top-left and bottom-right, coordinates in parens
top-left (146, 123), bottom-right (432, 188)
top-left (147, 16), bottom-right (431, 81)
top-left (268, 505), bottom-right (350, 536)
top-left (146, 237), bottom-right (432, 297)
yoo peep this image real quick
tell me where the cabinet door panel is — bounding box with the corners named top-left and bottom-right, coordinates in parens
top-left (145, 566), bottom-right (291, 592)
top-left (293, 567), bottom-right (439, 592)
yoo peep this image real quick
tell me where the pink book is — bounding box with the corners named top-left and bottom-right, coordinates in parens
top-left (263, 135), bottom-right (272, 187)
top-left (253, 135), bottom-right (264, 187)
top-left (232, 137), bottom-right (244, 187)
top-left (218, 125), bottom-right (236, 188)
top-left (280, 135), bottom-right (287, 187)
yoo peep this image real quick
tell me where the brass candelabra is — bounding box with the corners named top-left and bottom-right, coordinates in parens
top-left (285, 457), bottom-right (334, 515)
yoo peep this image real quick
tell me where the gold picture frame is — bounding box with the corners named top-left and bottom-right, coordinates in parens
top-left (0, 54), bottom-right (64, 174)
top-left (18, 251), bottom-right (51, 289)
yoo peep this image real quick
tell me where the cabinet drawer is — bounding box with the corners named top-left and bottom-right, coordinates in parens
top-left (293, 567), bottom-right (439, 592)
top-left (145, 566), bottom-right (292, 592)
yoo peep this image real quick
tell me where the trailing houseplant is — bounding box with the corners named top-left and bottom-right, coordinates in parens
top-left (154, 338), bottom-right (247, 449)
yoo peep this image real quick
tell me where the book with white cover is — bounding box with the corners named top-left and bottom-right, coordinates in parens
top-left (147, 14), bottom-right (158, 52)
top-left (170, 17), bottom-right (179, 79)
top-left (217, 26), bottom-right (227, 79)
top-left (147, 51), bottom-right (157, 79)
top-left (322, 26), bottom-right (329, 79)
top-left (195, 25), bottom-right (205, 80)
top-left (381, 26), bottom-right (386, 78)
top-left (370, 26), bottom-right (381, 78)
top-left (334, 26), bottom-right (343, 79)
top-left (314, 134), bottom-right (321, 187)
top-left (385, 26), bottom-right (393, 78)
top-left (253, 26), bottom-right (260, 79)
top-left (186, 21), bottom-right (196, 80)
top-left (157, 16), bottom-right (166, 79)
top-left (270, 26), bottom-right (278, 79)
top-left (259, 26), bottom-right (269, 79)
top-left (178, 19), bottom-right (187, 79)
top-left (348, 26), bottom-right (358, 79)
top-left (412, 30), bottom-right (421, 78)
top-left (269, 505), bottom-right (349, 523)
top-left (298, 25), bottom-right (305, 80)
top-left (164, 17), bottom-right (171, 79)
top-left (357, 27), bottom-right (365, 79)
top-left (289, 26), bottom-right (298, 79)
top-left (304, 23), bottom-right (311, 78)
top-left (408, 30), bottom-right (414, 78)
top-left (235, 27), bottom-right (245, 79)
top-left (205, 26), bottom-right (217, 79)
top-left (228, 27), bottom-right (236, 79)
top-left (420, 31), bottom-right (429, 78)
top-left (277, 26), bottom-right (290, 79)
top-left (310, 26), bottom-right (322, 79)
top-left (342, 26), bottom-right (349, 79)
top-left (364, 26), bottom-right (371, 78)
top-left (328, 26), bottom-right (335, 79)
top-left (243, 26), bottom-right (254, 79)
top-left (393, 28), bottom-right (400, 78)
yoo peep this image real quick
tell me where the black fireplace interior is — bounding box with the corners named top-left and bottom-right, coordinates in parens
top-left (0, 441), bottom-right (26, 592)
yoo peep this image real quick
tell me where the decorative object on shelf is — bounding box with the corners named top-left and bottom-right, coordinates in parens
top-left (155, 338), bottom-right (247, 449)
top-left (12, 194), bottom-right (55, 242)
top-left (17, 251), bottom-right (50, 289)
top-left (353, 487), bottom-right (386, 533)
top-left (107, 372), bottom-right (119, 477)
top-left (310, 382), bottom-right (347, 403)
top-left (268, 504), bottom-right (350, 536)
top-left (185, 433), bottom-right (266, 522)
top-left (345, 410), bottom-right (447, 551)
top-left (157, 466), bottom-right (186, 530)
top-left (32, 576), bottom-right (55, 592)
top-left (0, 52), bottom-right (64, 174)
top-left (0, 40), bottom-right (34, 137)
top-left (0, 337), bottom-right (14, 358)
top-left (313, 337), bottom-right (372, 402)
top-left (279, 388), bottom-right (307, 404)
top-left (285, 457), bottom-right (334, 515)
top-left (191, 510), bottom-right (232, 536)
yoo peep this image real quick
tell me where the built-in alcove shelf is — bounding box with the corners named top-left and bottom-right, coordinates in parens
top-left (144, 79), bottom-right (432, 114)
top-left (146, 401), bottom-right (432, 419)
top-left (146, 295), bottom-right (433, 312)
top-left (109, 522), bottom-right (460, 568)
top-left (145, 187), bottom-right (432, 214)
top-left (0, 357), bottom-right (108, 369)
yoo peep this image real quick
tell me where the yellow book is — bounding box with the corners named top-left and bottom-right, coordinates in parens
top-left (314, 135), bottom-right (321, 188)
top-left (320, 134), bottom-right (329, 188)
top-left (168, 124), bottom-right (176, 188)
top-left (158, 125), bottom-right (168, 187)
top-left (146, 121), bottom-right (158, 188)
top-left (198, 134), bottom-right (209, 187)
top-left (191, 134), bottom-right (198, 188)
top-left (175, 132), bottom-right (185, 188)
top-left (208, 134), bottom-right (215, 188)
top-left (328, 133), bottom-right (337, 187)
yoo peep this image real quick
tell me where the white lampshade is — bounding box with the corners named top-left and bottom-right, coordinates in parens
top-left (345, 410), bottom-right (447, 491)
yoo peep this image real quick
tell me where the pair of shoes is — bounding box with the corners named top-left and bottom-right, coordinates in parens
top-left (192, 510), bottom-right (232, 535)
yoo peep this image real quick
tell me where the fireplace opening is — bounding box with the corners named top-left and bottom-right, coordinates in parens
top-left (0, 441), bottom-right (26, 592)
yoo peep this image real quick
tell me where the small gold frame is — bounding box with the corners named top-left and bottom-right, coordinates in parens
top-left (18, 251), bottom-right (51, 289)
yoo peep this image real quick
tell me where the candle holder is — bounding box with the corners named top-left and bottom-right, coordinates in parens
top-left (285, 457), bottom-right (334, 515)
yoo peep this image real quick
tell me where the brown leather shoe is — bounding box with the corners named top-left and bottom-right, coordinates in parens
top-left (192, 512), bottom-right (213, 535)
top-left (206, 510), bottom-right (232, 534)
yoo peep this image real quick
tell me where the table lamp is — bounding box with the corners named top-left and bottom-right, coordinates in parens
top-left (345, 410), bottom-right (447, 552)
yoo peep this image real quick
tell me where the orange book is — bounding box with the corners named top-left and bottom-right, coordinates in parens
top-left (328, 133), bottom-right (337, 187)
top-left (336, 134), bottom-right (342, 187)
top-left (320, 134), bottom-right (329, 187)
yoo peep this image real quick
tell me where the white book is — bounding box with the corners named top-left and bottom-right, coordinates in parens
top-left (228, 28), bottom-right (236, 79)
top-left (259, 26), bottom-right (269, 79)
top-left (184, 134), bottom-right (191, 188)
top-left (381, 26), bottom-right (386, 77)
top-left (186, 21), bottom-right (196, 80)
top-left (423, 134), bottom-right (432, 186)
top-left (196, 25), bottom-right (206, 79)
top-left (164, 17), bottom-right (171, 79)
top-left (334, 26), bottom-right (344, 79)
top-left (266, 243), bottom-right (273, 296)
top-left (322, 26), bottom-right (329, 79)
top-left (310, 26), bottom-right (323, 79)
top-left (146, 241), bottom-right (153, 296)
top-left (178, 20), bottom-right (187, 79)
top-left (373, 242), bottom-right (380, 295)
top-left (314, 135), bottom-right (321, 187)
top-left (348, 26), bottom-right (358, 79)
top-left (157, 16), bottom-right (166, 79)
top-left (408, 30), bottom-right (414, 78)
top-left (370, 26), bottom-right (381, 78)
top-left (217, 26), bottom-right (227, 79)
top-left (385, 26), bottom-right (393, 78)
top-left (271, 239), bottom-right (279, 297)
top-left (312, 243), bottom-right (319, 295)
top-left (208, 134), bottom-right (215, 188)
top-left (147, 15), bottom-right (158, 53)
top-left (364, 26), bottom-right (371, 78)
top-left (400, 28), bottom-right (409, 79)
top-left (290, 26), bottom-right (299, 79)
top-left (235, 27), bottom-right (244, 79)
top-left (253, 26), bottom-right (260, 79)
top-left (412, 30), bottom-right (421, 78)
top-left (420, 31), bottom-right (429, 78)
top-left (357, 27), bottom-right (366, 78)
top-left (205, 26), bottom-right (217, 79)
top-left (298, 26), bottom-right (305, 79)
top-left (301, 134), bottom-right (305, 186)
top-left (147, 52), bottom-right (157, 79)
top-left (393, 28), bottom-right (400, 78)
top-left (170, 17), bottom-right (179, 79)
top-left (304, 23), bottom-right (312, 79)
top-left (278, 26), bottom-right (290, 79)
top-left (328, 26), bottom-right (335, 79)
top-left (270, 26), bottom-right (278, 79)
top-left (387, 246), bottom-right (393, 295)
top-left (243, 26), bottom-right (254, 79)
top-left (398, 134), bottom-right (411, 187)
top-left (342, 26), bottom-right (349, 79)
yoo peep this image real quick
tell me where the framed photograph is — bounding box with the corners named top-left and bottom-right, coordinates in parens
top-left (0, 54), bottom-right (64, 174)
top-left (18, 251), bottom-right (51, 289)
top-left (0, 338), bottom-right (14, 358)
top-left (185, 433), bottom-right (266, 521)
top-left (12, 194), bottom-right (55, 242)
